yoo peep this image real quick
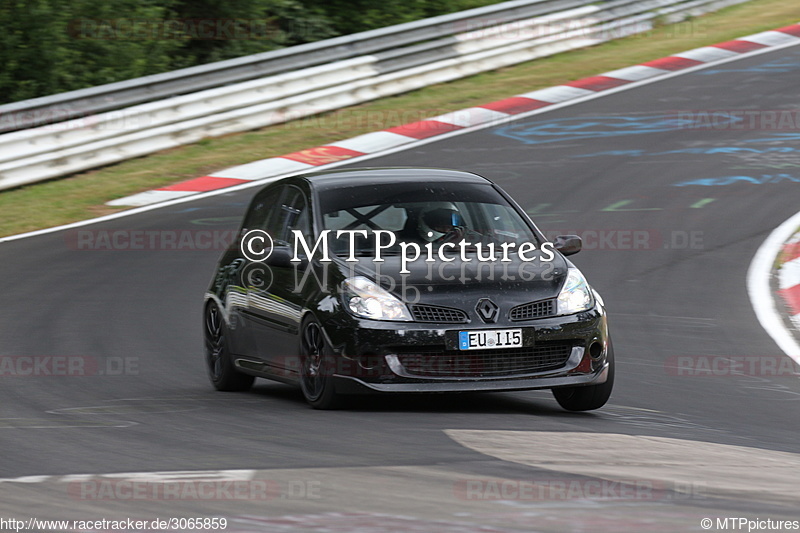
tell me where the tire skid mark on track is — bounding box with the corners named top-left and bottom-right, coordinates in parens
top-left (597, 406), bottom-right (727, 435)
top-left (0, 397), bottom-right (275, 431)
top-left (47, 404), bottom-right (204, 415)
top-left (0, 418), bottom-right (136, 429)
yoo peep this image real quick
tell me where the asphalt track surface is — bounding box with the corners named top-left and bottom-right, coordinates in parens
top-left (2, 44), bottom-right (800, 531)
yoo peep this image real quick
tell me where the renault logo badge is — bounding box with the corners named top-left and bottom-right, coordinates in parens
top-left (475, 298), bottom-right (499, 323)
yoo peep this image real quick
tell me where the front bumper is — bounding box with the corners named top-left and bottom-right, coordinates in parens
top-left (333, 360), bottom-right (609, 394)
top-left (322, 303), bottom-right (609, 392)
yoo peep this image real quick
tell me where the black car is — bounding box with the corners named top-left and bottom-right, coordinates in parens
top-left (204, 168), bottom-right (613, 411)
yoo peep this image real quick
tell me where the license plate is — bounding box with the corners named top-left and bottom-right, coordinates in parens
top-left (458, 329), bottom-right (523, 350)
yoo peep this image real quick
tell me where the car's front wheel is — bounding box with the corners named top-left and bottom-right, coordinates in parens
top-left (204, 302), bottom-right (254, 392)
top-left (299, 315), bottom-right (342, 410)
top-left (552, 340), bottom-right (615, 411)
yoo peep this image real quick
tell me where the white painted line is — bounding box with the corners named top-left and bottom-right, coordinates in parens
top-left (0, 469), bottom-right (255, 484)
top-left (747, 209), bottom-right (800, 364)
top-left (744, 30), bottom-right (800, 47)
top-left (106, 190), bottom-right (196, 207)
top-left (778, 255), bottom-right (800, 290)
top-left (674, 46), bottom-right (739, 63)
top-left (600, 65), bottom-right (668, 81)
top-left (3, 35), bottom-right (800, 245)
top-left (210, 157), bottom-right (313, 180)
top-left (61, 469), bottom-right (256, 482)
top-left (430, 107), bottom-right (509, 127)
top-left (517, 85), bottom-right (594, 103)
top-left (328, 131), bottom-right (415, 153)
top-left (0, 475), bottom-right (52, 484)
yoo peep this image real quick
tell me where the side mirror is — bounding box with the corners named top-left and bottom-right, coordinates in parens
top-left (265, 245), bottom-right (308, 268)
top-left (554, 235), bottom-right (582, 256)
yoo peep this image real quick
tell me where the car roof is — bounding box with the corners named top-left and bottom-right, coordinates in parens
top-left (296, 167), bottom-right (492, 191)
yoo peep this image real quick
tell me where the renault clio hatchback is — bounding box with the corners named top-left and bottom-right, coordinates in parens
top-left (204, 168), bottom-right (613, 411)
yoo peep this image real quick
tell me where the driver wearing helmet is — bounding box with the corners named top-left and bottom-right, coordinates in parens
top-left (417, 203), bottom-right (467, 244)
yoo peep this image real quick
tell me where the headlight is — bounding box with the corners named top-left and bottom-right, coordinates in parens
top-left (342, 276), bottom-right (412, 321)
top-left (557, 268), bottom-right (594, 315)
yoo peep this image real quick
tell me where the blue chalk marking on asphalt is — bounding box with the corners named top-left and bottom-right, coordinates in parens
top-left (492, 115), bottom-right (740, 145)
top-left (697, 58), bottom-right (800, 75)
top-left (674, 174), bottom-right (800, 186)
top-left (744, 133), bottom-right (800, 143)
top-left (573, 149), bottom-right (647, 158)
top-left (575, 146), bottom-right (800, 158)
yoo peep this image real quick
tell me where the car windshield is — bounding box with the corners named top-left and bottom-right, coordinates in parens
top-left (318, 181), bottom-right (538, 257)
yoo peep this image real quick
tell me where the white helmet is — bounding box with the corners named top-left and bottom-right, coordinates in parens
top-left (417, 202), bottom-right (463, 242)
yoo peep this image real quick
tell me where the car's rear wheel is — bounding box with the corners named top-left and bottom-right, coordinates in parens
top-left (204, 302), bottom-right (254, 392)
top-left (299, 316), bottom-right (342, 410)
top-left (552, 340), bottom-right (615, 411)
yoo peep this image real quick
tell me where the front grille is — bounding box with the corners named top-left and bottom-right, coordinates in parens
top-left (411, 304), bottom-right (468, 323)
top-left (394, 342), bottom-right (573, 377)
top-left (509, 299), bottom-right (556, 321)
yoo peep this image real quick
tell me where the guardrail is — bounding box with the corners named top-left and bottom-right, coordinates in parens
top-left (0, 0), bottom-right (592, 134)
top-left (0, 0), bottom-right (752, 191)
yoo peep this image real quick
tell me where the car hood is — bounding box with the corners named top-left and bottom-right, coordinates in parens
top-left (333, 251), bottom-right (570, 309)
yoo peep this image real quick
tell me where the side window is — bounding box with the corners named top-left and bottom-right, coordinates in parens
top-left (274, 186), bottom-right (310, 248)
top-left (243, 186), bottom-right (284, 233)
top-left (482, 203), bottom-right (528, 242)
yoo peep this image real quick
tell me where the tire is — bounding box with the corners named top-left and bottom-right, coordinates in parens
top-left (552, 340), bottom-right (615, 412)
top-left (204, 302), bottom-right (255, 392)
top-left (299, 315), bottom-right (342, 410)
